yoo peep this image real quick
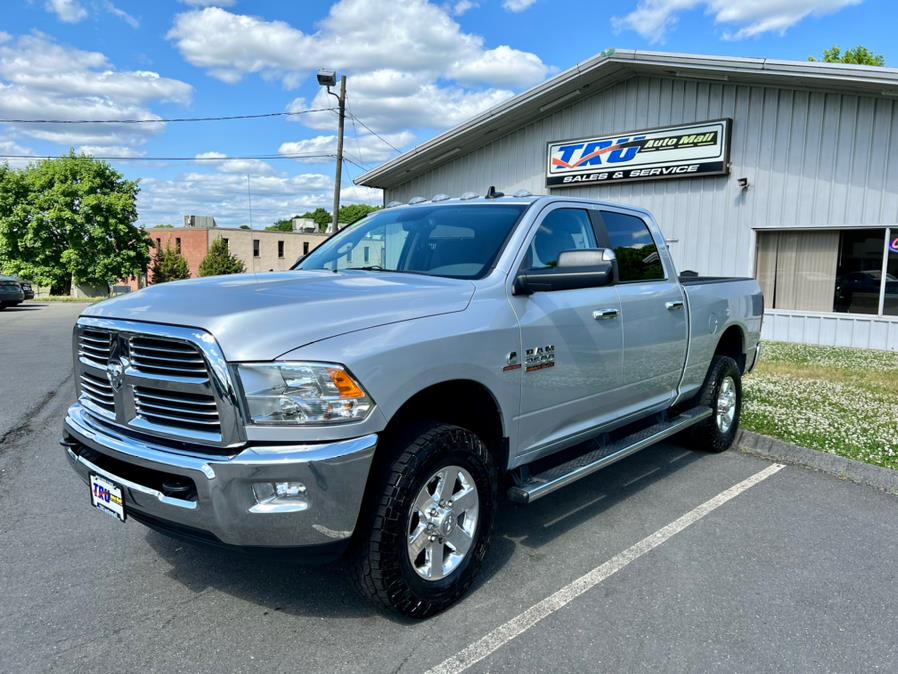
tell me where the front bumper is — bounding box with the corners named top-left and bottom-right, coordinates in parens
top-left (63, 403), bottom-right (376, 549)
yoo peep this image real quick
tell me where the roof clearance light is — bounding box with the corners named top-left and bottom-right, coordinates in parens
top-left (513, 189), bottom-right (532, 198)
top-left (431, 194), bottom-right (450, 202)
top-left (385, 201), bottom-right (402, 208)
top-left (459, 192), bottom-right (479, 200)
top-left (408, 196), bottom-right (427, 205)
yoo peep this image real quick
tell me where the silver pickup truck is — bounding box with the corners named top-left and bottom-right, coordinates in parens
top-left (62, 194), bottom-right (762, 617)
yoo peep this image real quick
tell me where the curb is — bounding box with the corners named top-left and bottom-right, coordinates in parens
top-left (736, 430), bottom-right (898, 496)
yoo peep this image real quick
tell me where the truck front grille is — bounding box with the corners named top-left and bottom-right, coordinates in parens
top-left (134, 386), bottom-right (221, 434)
top-left (79, 371), bottom-right (115, 414)
top-left (130, 336), bottom-right (208, 379)
top-left (78, 329), bottom-right (113, 367)
top-left (73, 320), bottom-right (242, 450)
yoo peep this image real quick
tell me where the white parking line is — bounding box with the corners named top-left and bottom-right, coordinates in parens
top-left (426, 462), bottom-right (785, 674)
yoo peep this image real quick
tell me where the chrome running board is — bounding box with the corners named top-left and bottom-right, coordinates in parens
top-left (508, 406), bottom-right (713, 504)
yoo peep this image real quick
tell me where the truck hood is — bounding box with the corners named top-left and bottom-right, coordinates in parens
top-left (84, 270), bottom-right (475, 360)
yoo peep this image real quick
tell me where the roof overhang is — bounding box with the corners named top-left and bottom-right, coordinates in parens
top-left (358, 49), bottom-right (898, 190)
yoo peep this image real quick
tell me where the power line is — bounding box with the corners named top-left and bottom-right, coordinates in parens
top-left (0, 152), bottom-right (341, 162)
top-left (0, 107), bottom-right (337, 125)
top-left (346, 111), bottom-right (403, 154)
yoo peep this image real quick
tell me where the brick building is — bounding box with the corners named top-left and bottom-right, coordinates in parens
top-left (127, 226), bottom-right (329, 290)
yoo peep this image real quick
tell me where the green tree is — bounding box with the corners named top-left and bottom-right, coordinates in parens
top-left (199, 237), bottom-right (246, 277)
top-left (0, 153), bottom-right (150, 294)
top-left (239, 224), bottom-right (251, 230)
top-left (339, 203), bottom-right (381, 225)
top-left (150, 246), bottom-right (190, 284)
top-left (809, 45), bottom-right (885, 66)
top-left (155, 224), bottom-right (174, 229)
top-left (266, 219), bottom-right (294, 232)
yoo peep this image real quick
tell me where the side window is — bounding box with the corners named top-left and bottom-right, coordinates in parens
top-left (600, 211), bottom-right (664, 282)
top-left (527, 209), bottom-right (597, 270)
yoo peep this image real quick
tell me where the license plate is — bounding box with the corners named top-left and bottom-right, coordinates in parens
top-left (89, 474), bottom-right (126, 522)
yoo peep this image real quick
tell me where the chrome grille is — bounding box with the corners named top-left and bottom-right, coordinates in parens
top-left (78, 329), bottom-right (113, 366)
top-left (134, 386), bottom-right (221, 434)
top-left (79, 371), bottom-right (115, 414)
top-left (73, 319), bottom-right (243, 450)
top-left (129, 336), bottom-right (208, 378)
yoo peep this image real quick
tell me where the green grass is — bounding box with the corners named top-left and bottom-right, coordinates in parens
top-left (742, 341), bottom-right (898, 470)
top-left (32, 296), bottom-right (105, 303)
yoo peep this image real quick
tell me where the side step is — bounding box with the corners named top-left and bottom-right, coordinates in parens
top-left (507, 406), bottom-right (713, 504)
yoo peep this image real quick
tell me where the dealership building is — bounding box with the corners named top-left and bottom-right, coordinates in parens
top-left (359, 50), bottom-right (898, 350)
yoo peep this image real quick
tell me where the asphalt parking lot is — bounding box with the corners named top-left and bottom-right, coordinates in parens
top-left (3, 303), bottom-right (898, 673)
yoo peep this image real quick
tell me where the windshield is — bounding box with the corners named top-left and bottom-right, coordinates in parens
top-left (296, 204), bottom-right (528, 279)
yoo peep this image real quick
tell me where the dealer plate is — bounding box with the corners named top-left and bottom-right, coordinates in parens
top-left (89, 473), bottom-right (126, 522)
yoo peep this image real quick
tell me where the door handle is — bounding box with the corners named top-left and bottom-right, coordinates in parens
top-left (666, 301), bottom-right (684, 311)
top-left (593, 308), bottom-right (619, 320)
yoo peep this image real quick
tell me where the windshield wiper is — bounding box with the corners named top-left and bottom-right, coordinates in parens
top-left (341, 265), bottom-right (388, 272)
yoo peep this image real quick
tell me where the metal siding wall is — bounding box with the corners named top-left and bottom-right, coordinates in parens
top-left (385, 75), bottom-right (898, 350)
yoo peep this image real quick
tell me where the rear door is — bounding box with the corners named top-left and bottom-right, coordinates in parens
top-left (509, 203), bottom-right (623, 461)
top-left (596, 209), bottom-right (688, 414)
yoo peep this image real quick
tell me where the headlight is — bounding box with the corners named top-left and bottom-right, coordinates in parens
top-left (237, 362), bottom-right (374, 425)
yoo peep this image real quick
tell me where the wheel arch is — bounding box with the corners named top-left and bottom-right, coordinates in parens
top-left (714, 324), bottom-right (747, 373)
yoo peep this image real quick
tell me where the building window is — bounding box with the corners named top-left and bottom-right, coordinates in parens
top-left (756, 228), bottom-right (897, 316)
top-left (155, 237), bottom-right (161, 249)
top-left (303, 241), bottom-right (310, 255)
top-left (364, 247), bottom-right (370, 263)
top-left (253, 239), bottom-right (260, 257)
top-left (222, 238), bottom-right (229, 251)
top-left (278, 241), bottom-right (285, 258)
top-left (175, 237), bottom-right (181, 253)
top-left (600, 211), bottom-right (664, 282)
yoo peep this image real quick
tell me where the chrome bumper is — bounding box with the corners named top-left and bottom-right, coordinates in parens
top-left (63, 403), bottom-right (376, 548)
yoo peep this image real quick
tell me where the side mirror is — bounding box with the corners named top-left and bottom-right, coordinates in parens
top-left (513, 248), bottom-right (615, 295)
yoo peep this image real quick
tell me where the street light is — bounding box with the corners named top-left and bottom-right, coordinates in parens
top-left (318, 68), bottom-right (346, 234)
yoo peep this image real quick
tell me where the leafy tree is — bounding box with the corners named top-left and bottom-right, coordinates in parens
top-left (239, 224), bottom-right (251, 230)
top-left (339, 203), bottom-right (381, 225)
top-left (155, 224), bottom-right (174, 229)
top-left (266, 219), bottom-right (294, 232)
top-left (150, 246), bottom-right (190, 284)
top-left (199, 237), bottom-right (246, 277)
top-left (809, 45), bottom-right (885, 66)
top-left (0, 153), bottom-right (150, 294)
top-left (299, 207), bottom-right (332, 232)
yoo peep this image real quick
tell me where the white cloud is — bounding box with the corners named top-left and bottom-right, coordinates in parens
top-left (45, 0), bottom-right (87, 23)
top-left (103, 1), bottom-right (140, 29)
top-left (503, 0), bottom-right (536, 12)
top-left (166, 1), bottom-right (553, 169)
top-left (291, 69), bottom-right (515, 134)
top-left (138, 167), bottom-right (381, 228)
top-left (194, 151), bottom-right (277, 175)
top-left (279, 129), bottom-right (415, 165)
top-left (0, 136), bottom-right (36, 168)
top-left (0, 33), bottom-right (192, 151)
top-left (179, 0), bottom-right (237, 5)
top-left (612, 0), bottom-right (862, 43)
top-left (449, 1), bottom-right (478, 16)
top-left (77, 145), bottom-right (145, 157)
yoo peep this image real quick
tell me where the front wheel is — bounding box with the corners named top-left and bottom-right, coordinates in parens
top-left (686, 355), bottom-right (742, 453)
top-left (351, 422), bottom-right (497, 618)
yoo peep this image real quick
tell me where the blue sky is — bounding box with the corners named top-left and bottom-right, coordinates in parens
top-left (0, 0), bottom-right (886, 228)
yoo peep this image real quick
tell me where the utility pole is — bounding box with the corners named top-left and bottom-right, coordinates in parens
top-left (330, 75), bottom-right (347, 234)
top-left (246, 174), bottom-right (253, 229)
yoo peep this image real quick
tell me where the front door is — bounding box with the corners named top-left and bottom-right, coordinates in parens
top-left (597, 209), bottom-right (688, 414)
top-left (509, 204), bottom-right (623, 461)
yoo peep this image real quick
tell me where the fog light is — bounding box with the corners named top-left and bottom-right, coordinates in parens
top-left (250, 481), bottom-right (309, 513)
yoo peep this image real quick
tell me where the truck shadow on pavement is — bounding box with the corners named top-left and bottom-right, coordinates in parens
top-left (144, 442), bottom-right (705, 622)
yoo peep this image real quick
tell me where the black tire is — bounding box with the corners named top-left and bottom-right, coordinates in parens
top-left (351, 422), bottom-right (497, 618)
top-left (686, 355), bottom-right (742, 453)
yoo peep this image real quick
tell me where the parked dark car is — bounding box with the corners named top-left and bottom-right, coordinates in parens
top-left (16, 277), bottom-right (35, 301)
top-left (0, 275), bottom-right (25, 309)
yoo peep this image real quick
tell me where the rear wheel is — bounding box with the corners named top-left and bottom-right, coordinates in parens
top-left (351, 422), bottom-right (497, 618)
top-left (686, 355), bottom-right (742, 453)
